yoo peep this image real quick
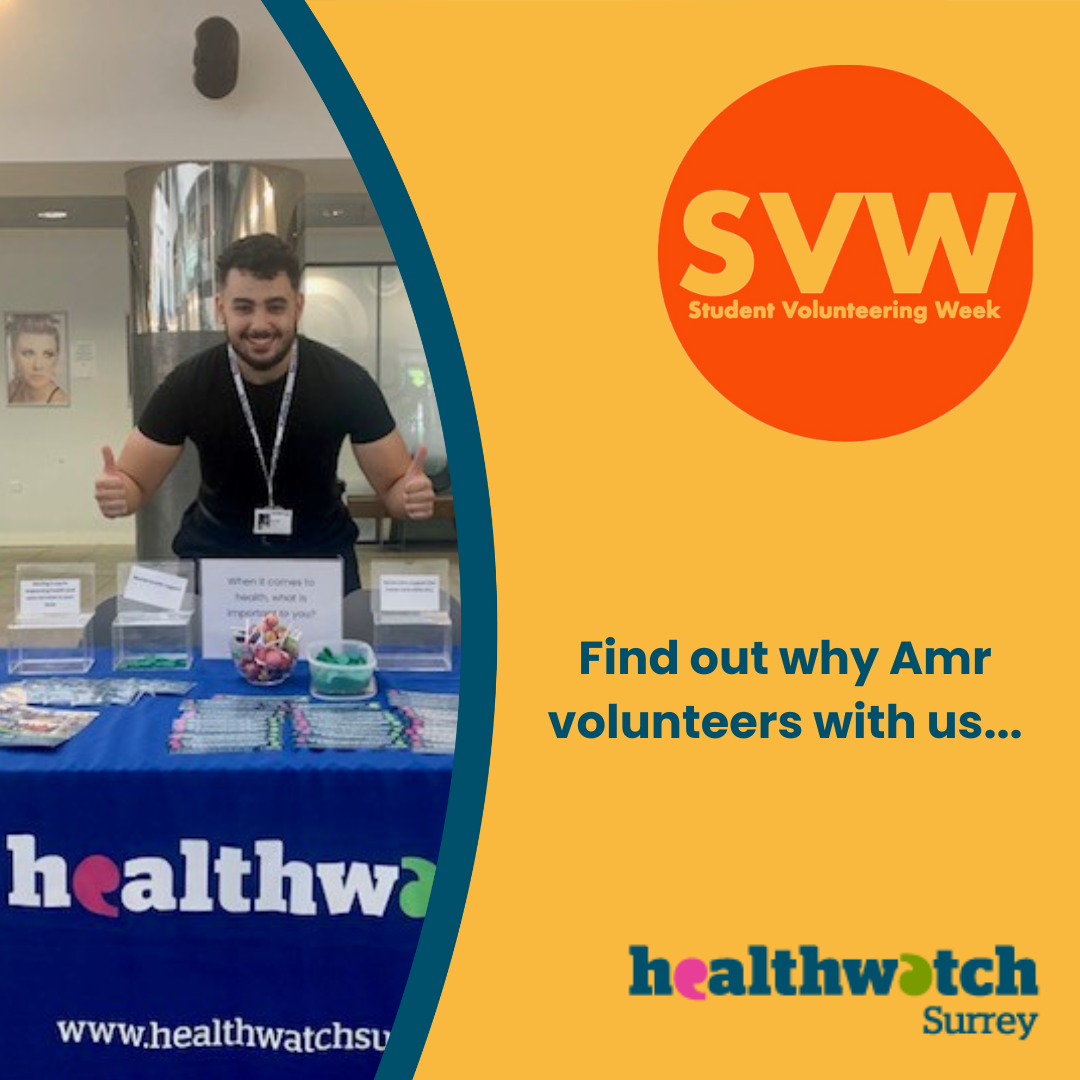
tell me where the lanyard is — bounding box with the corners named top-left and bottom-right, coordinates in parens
top-left (229, 341), bottom-right (298, 508)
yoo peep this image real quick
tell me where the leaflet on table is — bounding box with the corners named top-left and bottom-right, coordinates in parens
top-left (0, 702), bottom-right (99, 749)
top-left (162, 693), bottom-right (459, 754)
top-left (1, 679), bottom-right (195, 707)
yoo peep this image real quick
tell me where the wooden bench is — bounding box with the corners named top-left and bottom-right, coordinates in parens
top-left (346, 492), bottom-right (455, 545)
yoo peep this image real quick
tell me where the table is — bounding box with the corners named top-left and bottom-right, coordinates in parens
top-left (0, 651), bottom-right (456, 1078)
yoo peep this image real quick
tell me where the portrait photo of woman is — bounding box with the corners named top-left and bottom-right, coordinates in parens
top-left (6, 311), bottom-right (69, 406)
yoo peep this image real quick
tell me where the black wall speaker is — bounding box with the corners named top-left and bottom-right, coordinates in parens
top-left (193, 17), bottom-right (240, 99)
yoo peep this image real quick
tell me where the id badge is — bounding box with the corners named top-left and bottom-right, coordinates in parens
top-left (253, 507), bottom-right (294, 536)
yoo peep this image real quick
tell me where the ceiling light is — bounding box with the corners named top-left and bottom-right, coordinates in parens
top-left (37, 209), bottom-right (69, 221)
top-left (320, 208), bottom-right (348, 220)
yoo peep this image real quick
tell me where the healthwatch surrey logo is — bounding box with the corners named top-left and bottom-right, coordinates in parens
top-left (657, 66), bottom-right (1033, 441)
top-left (630, 945), bottom-right (1039, 1040)
top-left (4, 834), bottom-right (434, 919)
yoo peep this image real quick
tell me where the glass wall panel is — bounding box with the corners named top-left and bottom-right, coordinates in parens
top-left (301, 264), bottom-right (448, 494)
top-left (377, 266), bottom-right (447, 482)
top-left (301, 265), bottom-right (379, 370)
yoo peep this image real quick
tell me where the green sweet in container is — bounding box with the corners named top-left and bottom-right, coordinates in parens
top-left (307, 640), bottom-right (376, 699)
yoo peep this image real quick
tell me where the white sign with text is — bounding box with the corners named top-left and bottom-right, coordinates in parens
top-left (379, 573), bottom-right (441, 613)
top-left (20, 578), bottom-right (81, 618)
top-left (198, 560), bottom-right (344, 659)
top-left (123, 565), bottom-right (189, 612)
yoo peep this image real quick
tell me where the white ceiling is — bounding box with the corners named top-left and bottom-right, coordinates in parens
top-left (0, 1), bottom-right (371, 226)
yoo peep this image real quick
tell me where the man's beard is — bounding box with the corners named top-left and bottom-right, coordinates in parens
top-left (231, 329), bottom-right (296, 372)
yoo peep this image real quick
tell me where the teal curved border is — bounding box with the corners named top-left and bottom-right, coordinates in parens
top-left (261, 4), bottom-right (497, 1078)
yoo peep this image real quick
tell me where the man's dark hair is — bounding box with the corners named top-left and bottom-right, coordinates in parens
top-left (216, 234), bottom-right (301, 290)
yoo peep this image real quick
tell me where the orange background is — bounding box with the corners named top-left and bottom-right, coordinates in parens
top-left (311, 3), bottom-right (1075, 1076)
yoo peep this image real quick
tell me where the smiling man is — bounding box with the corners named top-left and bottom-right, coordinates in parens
top-left (94, 234), bottom-right (434, 593)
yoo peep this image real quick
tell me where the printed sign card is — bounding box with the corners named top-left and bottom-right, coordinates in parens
top-left (122, 565), bottom-right (189, 613)
top-left (198, 559), bottom-right (344, 660)
top-left (19, 579), bottom-right (81, 619)
top-left (379, 574), bottom-right (441, 613)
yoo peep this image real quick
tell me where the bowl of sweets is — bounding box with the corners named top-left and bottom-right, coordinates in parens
top-left (231, 613), bottom-right (300, 687)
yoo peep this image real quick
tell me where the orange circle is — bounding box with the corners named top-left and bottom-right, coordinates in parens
top-left (658, 67), bottom-right (1032, 441)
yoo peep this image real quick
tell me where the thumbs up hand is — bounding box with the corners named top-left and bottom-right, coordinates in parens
top-left (95, 446), bottom-right (129, 518)
top-left (402, 445), bottom-right (435, 520)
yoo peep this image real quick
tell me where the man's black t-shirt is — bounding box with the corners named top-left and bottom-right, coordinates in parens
top-left (138, 337), bottom-right (395, 561)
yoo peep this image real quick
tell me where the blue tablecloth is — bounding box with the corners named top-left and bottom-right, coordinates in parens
top-left (0, 651), bottom-right (456, 1078)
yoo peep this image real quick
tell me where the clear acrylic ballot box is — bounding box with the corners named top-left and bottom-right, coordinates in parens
top-left (111, 561), bottom-right (196, 671)
top-left (7, 563), bottom-right (96, 675)
top-left (371, 558), bottom-right (452, 672)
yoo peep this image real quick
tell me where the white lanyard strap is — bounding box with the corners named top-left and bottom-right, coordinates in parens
top-left (229, 342), bottom-right (298, 508)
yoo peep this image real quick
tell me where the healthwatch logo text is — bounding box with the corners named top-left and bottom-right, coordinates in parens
top-left (630, 945), bottom-right (1039, 1039)
top-left (658, 66), bottom-right (1033, 441)
top-left (5, 834), bottom-right (434, 919)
